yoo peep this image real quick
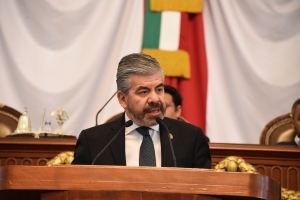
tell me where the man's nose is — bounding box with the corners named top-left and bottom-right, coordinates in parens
top-left (148, 91), bottom-right (160, 102)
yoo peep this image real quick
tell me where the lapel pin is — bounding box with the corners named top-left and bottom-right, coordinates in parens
top-left (169, 133), bottom-right (173, 139)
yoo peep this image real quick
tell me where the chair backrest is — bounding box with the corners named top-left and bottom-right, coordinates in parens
top-left (260, 113), bottom-right (296, 145)
top-left (105, 112), bottom-right (124, 123)
top-left (0, 104), bottom-right (22, 137)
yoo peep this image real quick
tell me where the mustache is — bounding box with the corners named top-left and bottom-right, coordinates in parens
top-left (143, 102), bottom-right (164, 113)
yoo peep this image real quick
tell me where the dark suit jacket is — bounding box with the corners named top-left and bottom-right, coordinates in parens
top-left (72, 114), bottom-right (211, 168)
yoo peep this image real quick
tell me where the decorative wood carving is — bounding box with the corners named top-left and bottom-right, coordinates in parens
top-left (210, 143), bottom-right (300, 191)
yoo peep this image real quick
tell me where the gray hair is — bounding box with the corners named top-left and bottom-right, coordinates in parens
top-left (116, 53), bottom-right (164, 94)
top-left (291, 98), bottom-right (300, 119)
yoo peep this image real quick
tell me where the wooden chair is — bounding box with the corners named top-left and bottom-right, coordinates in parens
top-left (260, 113), bottom-right (296, 145)
top-left (105, 112), bottom-right (123, 123)
top-left (0, 104), bottom-right (22, 137)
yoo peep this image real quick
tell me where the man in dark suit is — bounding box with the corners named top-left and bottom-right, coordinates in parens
top-left (72, 53), bottom-right (211, 168)
top-left (164, 85), bottom-right (183, 120)
top-left (164, 85), bottom-right (210, 142)
top-left (277, 99), bottom-right (300, 146)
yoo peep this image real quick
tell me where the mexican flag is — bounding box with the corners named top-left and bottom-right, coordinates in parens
top-left (142, 0), bottom-right (300, 144)
top-left (142, 0), bottom-right (208, 133)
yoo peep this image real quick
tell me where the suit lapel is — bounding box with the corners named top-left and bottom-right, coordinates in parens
top-left (107, 113), bottom-right (126, 166)
top-left (160, 118), bottom-right (174, 167)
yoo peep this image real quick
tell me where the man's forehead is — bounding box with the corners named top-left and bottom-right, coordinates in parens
top-left (134, 83), bottom-right (164, 90)
top-left (129, 73), bottom-right (163, 86)
top-left (296, 105), bottom-right (300, 113)
top-left (164, 93), bottom-right (175, 104)
top-left (130, 72), bottom-right (163, 79)
top-left (294, 105), bottom-right (300, 118)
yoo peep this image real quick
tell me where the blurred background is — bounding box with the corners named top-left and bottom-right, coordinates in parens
top-left (1, 0), bottom-right (299, 144)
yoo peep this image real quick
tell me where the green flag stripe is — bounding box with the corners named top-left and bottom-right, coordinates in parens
top-left (142, 0), bottom-right (161, 48)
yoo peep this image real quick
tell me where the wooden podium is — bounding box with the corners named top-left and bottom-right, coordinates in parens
top-left (0, 165), bottom-right (280, 200)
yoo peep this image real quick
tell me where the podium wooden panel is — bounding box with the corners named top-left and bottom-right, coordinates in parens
top-left (0, 137), bottom-right (299, 191)
top-left (0, 165), bottom-right (280, 200)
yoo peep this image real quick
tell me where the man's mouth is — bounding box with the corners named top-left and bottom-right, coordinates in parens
top-left (147, 109), bottom-right (161, 113)
top-left (144, 103), bottom-right (163, 114)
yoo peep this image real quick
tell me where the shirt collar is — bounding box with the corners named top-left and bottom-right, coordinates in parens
top-left (125, 112), bottom-right (160, 135)
top-left (294, 134), bottom-right (300, 146)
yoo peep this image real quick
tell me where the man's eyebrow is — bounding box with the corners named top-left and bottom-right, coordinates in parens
top-left (155, 83), bottom-right (164, 89)
top-left (136, 86), bottom-right (150, 91)
top-left (136, 83), bottom-right (164, 91)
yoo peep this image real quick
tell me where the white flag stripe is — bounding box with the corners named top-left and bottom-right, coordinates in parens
top-left (159, 11), bottom-right (181, 51)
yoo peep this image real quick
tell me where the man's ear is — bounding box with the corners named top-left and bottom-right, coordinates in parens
top-left (291, 119), bottom-right (295, 130)
top-left (117, 91), bottom-right (127, 109)
top-left (175, 105), bottom-right (182, 118)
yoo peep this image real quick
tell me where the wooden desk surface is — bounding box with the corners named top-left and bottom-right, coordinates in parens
top-left (0, 165), bottom-right (281, 200)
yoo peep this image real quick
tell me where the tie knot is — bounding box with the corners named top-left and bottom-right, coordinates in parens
top-left (136, 127), bottom-right (150, 136)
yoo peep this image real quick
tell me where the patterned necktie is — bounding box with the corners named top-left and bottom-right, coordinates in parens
top-left (136, 127), bottom-right (156, 167)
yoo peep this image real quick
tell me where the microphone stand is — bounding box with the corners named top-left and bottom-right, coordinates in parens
top-left (156, 117), bottom-right (177, 167)
top-left (95, 91), bottom-right (117, 126)
top-left (92, 120), bottom-right (133, 165)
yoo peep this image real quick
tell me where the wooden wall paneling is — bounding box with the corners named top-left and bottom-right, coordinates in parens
top-left (0, 137), bottom-right (76, 166)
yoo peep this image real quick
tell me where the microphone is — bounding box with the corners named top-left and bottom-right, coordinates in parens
top-left (156, 117), bottom-right (177, 167)
top-left (92, 120), bottom-right (133, 165)
top-left (95, 91), bottom-right (117, 126)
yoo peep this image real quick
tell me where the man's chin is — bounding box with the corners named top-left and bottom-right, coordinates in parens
top-left (128, 110), bottom-right (165, 126)
top-left (141, 117), bottom-right (158, 126)
top-left (135, 116), bottom-right (161, 127)
top-left (146, 114), bottom-right (164, 125)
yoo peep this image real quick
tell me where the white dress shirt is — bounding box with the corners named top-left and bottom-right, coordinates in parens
top-left (294, 134), bottom-right (300, 146)
top-left (125, 113), bottom-right (161, 167)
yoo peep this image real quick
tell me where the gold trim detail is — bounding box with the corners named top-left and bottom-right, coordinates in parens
top-left (150, 0), bottom-right (203, 13)
top-left (142, 48), bottom-right (191, 79)
top-left (0, 110), bottom-right (19, 122)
